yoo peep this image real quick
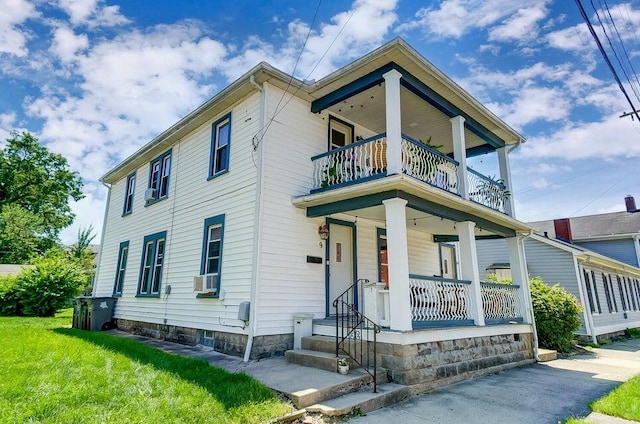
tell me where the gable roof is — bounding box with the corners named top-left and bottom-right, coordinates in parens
top-left (101, 37), bottom-right (525, 184)
top-left (530, 211), bottom-right (640, 240)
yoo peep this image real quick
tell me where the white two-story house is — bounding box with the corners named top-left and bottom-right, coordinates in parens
top-left (93, 38), bottom-right (537, 386)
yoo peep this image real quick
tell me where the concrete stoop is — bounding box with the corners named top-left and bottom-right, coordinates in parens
top-left (306, 382), bottom-right (410, 417)
top-left (537, 348), bottom-right (558, 362)
top-left (281, 335), bottom-right (407, 416)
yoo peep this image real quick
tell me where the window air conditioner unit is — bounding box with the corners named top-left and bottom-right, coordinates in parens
top-left (193, 274), bottom-right (218, 294)
top-left (144, 188), bottom-right (156, 201)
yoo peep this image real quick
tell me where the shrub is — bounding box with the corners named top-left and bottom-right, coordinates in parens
top-left (529, 276), bottom-right (582, 352)
top-left (0, 253), bottom-right (85, 317)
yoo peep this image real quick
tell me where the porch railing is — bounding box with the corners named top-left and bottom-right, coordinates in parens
top-left (409, 275), bottom-right (473, 324)
top-left (311, 133), bottom-right (387, 190)
top-left (467, 168), bottom-right (509, 214)
top-left (401, 135), bottom-right (459, 195)
top-left (480, 282), bottom-right (524, 323)
top-left (334, 279), bottom-right (381, 393)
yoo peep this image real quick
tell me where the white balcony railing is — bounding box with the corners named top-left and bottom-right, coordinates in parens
top-left (480, 282), bottom-right (524, 322)
top-left (401, 135), bottom-right (459, 194)
top-left (467, 168), bottom-right (509, 214)
top-left (410, 276), bottom-right (473, 323)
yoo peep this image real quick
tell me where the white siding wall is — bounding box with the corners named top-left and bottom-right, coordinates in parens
top-left (256, 84), bottom-right (441, 336)
top-left (94, 92), bottom-right (261, 335)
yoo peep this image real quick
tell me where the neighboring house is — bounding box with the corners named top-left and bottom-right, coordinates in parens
top-left (93, 38), bottom-right (537, 386)
top-left (530, 196), bottom-right (640, 267)
top-left (477, 234), bottom-right (640, 344)
top-left (0, 264), bottom-right (34, 277)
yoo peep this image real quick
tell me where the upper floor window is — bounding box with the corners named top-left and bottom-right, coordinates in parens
top-left (123, 172), bottom-right (136, 215)
top-left (199, 215), bottom-right (225, 297)
top-left (209, 113), bottom-right (231, 178)
top-left (146, 150), bottom-right (171, 204)
top-left (137, 231), bottom-right (167, 297)
top-left (329, 116), bottom-right (354, 150)
top-left (113, 241), bottom-right (129, 296)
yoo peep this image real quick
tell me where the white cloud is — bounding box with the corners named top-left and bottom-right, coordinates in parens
top-left (488, 4), bottom-right (549, 42)
top-left (50, 26), bottom-right (89, 63)
top-left (219, 0), bottom-right (398, 81)
top-left (0, 0), bottom-right (38, 57)
top-left (520, 115), bottom-right (640, 160)
top-left (397, 0), bottom-right (549, 39)
top-left (0, 113), bottom-right (17, 143)
top-left (27, 22), bottom-right (227, 180)
top-left (59, 187), bottom-right (107, 245)
top-left (57, 0), bottom-right (130, 28)
top-left (596, 203), bottom-right (625, 214)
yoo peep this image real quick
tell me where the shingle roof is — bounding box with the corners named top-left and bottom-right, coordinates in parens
top-left (529, 211), bottom-right (640, 240)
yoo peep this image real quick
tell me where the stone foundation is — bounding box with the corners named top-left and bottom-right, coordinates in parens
top-left (114, 319), bottom-right (292, 359)
top-left (378, 332), bottom-right (534, 386)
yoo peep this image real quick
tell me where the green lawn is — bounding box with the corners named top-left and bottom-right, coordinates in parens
top-left (0, 310), bottom-right (292, 423)
top-left (563, 374), bottom-right (640, 423)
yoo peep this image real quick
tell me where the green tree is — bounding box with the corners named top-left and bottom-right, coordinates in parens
top-left (69, 225), bottom-right (97, 293)
top-left (0, 131), bottom-right (84, 263)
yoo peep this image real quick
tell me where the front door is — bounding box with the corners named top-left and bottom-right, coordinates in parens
top-left (327, 221), bottom-right (355, 315)
top-left (440, 243), bottom-right (457, 279)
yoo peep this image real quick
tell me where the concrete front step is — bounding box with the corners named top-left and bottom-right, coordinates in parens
top-left (306, 382), bottom-right (410, 417)
top-left (537, 348), bottom-right (558, 362)
top-left (288, 368), bottom-right (386, 409)
top-left (285, 349), bottom-right (358, 372)
top-left (301, 335), bottom-right (336, 354)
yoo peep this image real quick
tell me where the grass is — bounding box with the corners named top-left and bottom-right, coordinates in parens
top-left (590, 374), bottom-right (640, 421)
top-left (562, 374), bottom-right (640, 423)
top-left (0, 309), bottom-right (292, 423)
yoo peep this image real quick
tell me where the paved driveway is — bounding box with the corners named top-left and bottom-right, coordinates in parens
top-left (348, 338), bottom-right (640, 424)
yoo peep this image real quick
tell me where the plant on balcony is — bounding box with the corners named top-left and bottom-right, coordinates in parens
top-left (320, 153), bottom-right (361, 188)
top-left (419, 136), bottom-right (444, 154)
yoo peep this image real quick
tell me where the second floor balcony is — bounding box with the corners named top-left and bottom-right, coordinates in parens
top-left (310, 132), bottom-right (511, 215)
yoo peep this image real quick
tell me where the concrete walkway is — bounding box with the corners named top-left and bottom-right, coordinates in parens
top-left (347, 338), bottom-right (640, 424)
top-left (110, 331), bottom-right (640, 423)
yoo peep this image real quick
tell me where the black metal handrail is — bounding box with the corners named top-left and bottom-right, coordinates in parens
top-left (332, 278), bottom-right (381, 393)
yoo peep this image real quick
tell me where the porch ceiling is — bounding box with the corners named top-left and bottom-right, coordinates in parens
top-left (326, 85), bottom-right (486, 157)
top-left (292, 174), bottom-right (533, 237)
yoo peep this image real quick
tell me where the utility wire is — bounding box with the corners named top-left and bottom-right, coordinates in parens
top-left (602, 0), bottom-right (640, 99)
top-left (591, 0), bottom-right (640, 103)
top-left (569, 167), bottom-right (636, 217)
top-left (575, 0), bottom-right (640, 121)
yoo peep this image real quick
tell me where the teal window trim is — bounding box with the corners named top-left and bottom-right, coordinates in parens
top-left (136, 230), bottom-right (167, 297)
top-left (122, 172), bottom-right (136, 216)
top-left (146, 150), bottom-right (172, 206)
top-left (208, 113), bottom-right (231, 180)
top-left (112, 241), bottom-right (129, 296)
top-left (199, 214), bottom-right (225, 298)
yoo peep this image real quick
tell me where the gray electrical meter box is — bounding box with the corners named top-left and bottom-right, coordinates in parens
top-left (238, 301), bottom-right (250, 321)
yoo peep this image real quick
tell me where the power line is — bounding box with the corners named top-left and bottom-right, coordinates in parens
top-left (575, 0), bottom-right (640, 121)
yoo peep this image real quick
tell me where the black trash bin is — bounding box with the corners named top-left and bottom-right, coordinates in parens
top-left (72, 296), bottom-right (117, 330)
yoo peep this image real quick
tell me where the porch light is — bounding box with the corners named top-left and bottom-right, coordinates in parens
top-left (318, 224), bottom-right (329, 240)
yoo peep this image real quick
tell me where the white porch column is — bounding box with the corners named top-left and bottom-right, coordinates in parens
top-left (497, 147), bottom-right (515, 217)
top-left (457, 221), bottom-right (484, 326)
top-left (506, 236), bottom-right (531, 324)
top-left (450, 116), bottom-right (469, 199)
top-left (383, 198), bottom-right (412, 331)
top-left (383, 69), bottom-right (403, 175)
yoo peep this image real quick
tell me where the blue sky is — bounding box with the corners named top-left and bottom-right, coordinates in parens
top-left (2, 0), bottom-right (640, 244)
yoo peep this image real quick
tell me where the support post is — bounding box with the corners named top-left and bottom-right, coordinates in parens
top-left (498, 147), bottom-right (515, 217)
top-left (383, 69), bottom-right (403, 175)
top-left (506, 236), bottom-right (530, 323)
top-left (451, 116), bottom-right (468, 199)
top-left (383, 198), bottom-right (412, 331)
top-left (457, 221), bottom-right (484, 326)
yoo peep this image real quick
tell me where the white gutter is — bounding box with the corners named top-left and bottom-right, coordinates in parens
top-left (518, 230), bottom-right (541, 361)
top-left (508, 137), bottom-right (524, 153)
top-left (92, 182), bottom-right (112, 297)
top-left (244, 77), bottom-right (266, 362)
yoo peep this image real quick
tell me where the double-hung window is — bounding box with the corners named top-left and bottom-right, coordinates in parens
top-left (199, 215), bottom-right (224, 297)
top-left (123, 172), bottom-right (136, 215)
top-left (113, 241), bottom-right (129, 296)
top-left (137, 231), bottom-right (167, 296)
top-left (329, 116), bottom-right (354, 150)
top-left (209, 113), bottom-right (231, 178)
top-left (147, 150), bottom-right (171, 204)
